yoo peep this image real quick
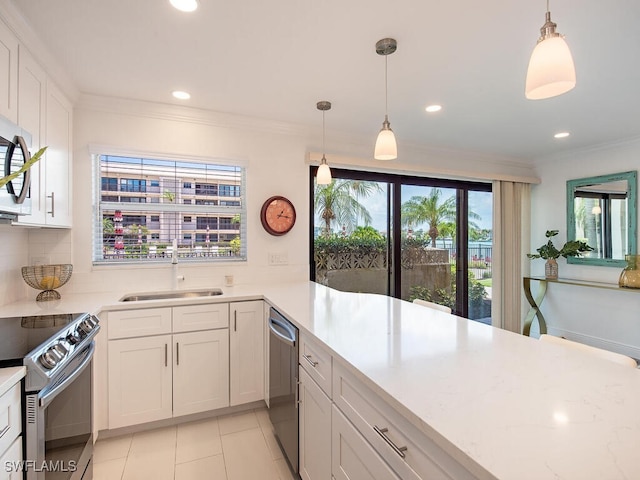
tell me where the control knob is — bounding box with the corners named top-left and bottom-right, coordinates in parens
top-left (66, 330), bottom-right (82, 345)
top-left (77, 317), bottom-right (96, 337)
top-left (39, 346), bottom-right (63, 370)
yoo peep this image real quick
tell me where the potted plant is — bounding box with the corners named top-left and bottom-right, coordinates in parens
top-left (527, 230), bottom-right (593, 279)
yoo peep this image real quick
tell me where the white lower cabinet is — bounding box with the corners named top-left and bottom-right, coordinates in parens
top-left (0, 436), bottom-right (22, 480)
top-left (0, 381), bottom-right (22, 480)
top-left (107, 303), bottom-right (233, 429)
top-left (108, 334), bottom-right (173, 428)
top-left (229, 301), bottom-right (264, 406)
top-left (332, 405), bottom-right (401, 480)
top-left (173, 329), bottom-right (229, 416)
top-left (299, 367), bottom-right (331, 480)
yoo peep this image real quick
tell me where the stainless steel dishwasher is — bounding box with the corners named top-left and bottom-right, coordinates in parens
top-left (268, 307), bottom-right (299, 476)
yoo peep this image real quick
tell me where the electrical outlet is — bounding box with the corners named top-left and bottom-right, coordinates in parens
top-left (268, 252), bottom-right (288, 266)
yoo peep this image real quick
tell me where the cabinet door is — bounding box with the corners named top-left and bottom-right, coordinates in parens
top-left (43, 80), bottom-right (72, 227)
top-left (0, 436), bottom-right (22, 480)
top-left (173, 329), bottom-right (229, 417)
top-left (229, 301), bottom-right (264, 406)
top-left (332, 406), bottom-right (401, 480)
top-left (0, 19), bottom-right (18, 123)
top-left (299, 368), bottom-right (331, 480)
top-left (16, 46), bottom-right (47, 225)
top-left (108, 335), bottom-right (172, 429)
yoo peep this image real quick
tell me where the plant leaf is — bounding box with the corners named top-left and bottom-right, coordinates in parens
top-left (0, 146), bottom-right (47, 189)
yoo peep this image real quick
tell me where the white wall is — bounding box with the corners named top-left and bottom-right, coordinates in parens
top-left (8, 93), bottom-right (537, 301)
top-left (530, 137), bottom-right (640, 358)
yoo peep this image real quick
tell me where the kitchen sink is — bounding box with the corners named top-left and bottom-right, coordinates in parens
top-left (119, 288), bottom-right (223, 302)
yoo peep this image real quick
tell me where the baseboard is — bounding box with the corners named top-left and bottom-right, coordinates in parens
top-left (97, 399), bottom-right (266, 440)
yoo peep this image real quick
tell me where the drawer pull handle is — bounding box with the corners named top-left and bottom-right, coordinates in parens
top-left (0, 424), bottom-right (9, 439)
top-left (302, 354), bottom-right (318, 368)
top-left (374, 425), bottom-right (408, 458)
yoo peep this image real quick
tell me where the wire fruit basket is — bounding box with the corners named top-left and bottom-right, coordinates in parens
top-left (21, 264), bottom-right (73, 301)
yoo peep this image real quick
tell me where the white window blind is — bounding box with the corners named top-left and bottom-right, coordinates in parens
top-left (93, 153), bottom-right (246, 264)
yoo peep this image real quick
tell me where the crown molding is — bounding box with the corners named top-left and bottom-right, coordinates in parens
top-left (77, 94), bottom-right (310, 138)
top-left (534, 134), bottom-right (640, 166)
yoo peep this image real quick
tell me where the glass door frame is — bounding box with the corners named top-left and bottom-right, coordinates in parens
top-left (309, 167), bottom-right (491, 318)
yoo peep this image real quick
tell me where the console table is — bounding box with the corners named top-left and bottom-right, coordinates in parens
top-left (522, 276), bottom-right (639, 336)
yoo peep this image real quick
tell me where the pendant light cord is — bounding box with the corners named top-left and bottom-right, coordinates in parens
top-left (322, 110), bottom-right (326, 156)
top-left (384, 55), bottom-right (389, 117)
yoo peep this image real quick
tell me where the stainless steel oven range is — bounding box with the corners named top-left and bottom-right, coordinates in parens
top-left (0, 312), bottom-right (100, 480)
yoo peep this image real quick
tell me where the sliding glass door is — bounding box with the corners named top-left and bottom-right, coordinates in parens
top-left (312, 176), bottom-right (391, 296)
top-left (310, 168), bottom-right (492, 322)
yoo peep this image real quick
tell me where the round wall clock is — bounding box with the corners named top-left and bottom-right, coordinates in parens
top-left (260, 196), bottom-right (296, 236)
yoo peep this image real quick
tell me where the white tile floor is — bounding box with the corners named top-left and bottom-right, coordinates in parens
top-left (94, 407), bottom-right (297, 480)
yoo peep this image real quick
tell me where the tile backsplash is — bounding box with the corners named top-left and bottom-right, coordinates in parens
top-left (0, 225), bottom-right (30, 305)
top-left (28, 228), bottom-right (73, 266)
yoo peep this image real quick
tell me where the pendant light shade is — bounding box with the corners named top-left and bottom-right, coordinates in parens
top-left (316, 101), bottom-right (332, 185)
top-left (525, 5), bottom-right (576, 100)
top-left (374, 116), bottom-right (397, 160)
top-left (374, 38), bottom-right (398, 160)
top-left (317, 158), bottom-right (332, 184)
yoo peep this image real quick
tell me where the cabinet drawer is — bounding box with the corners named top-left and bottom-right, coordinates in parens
top-left (0, 383), bottom-right (21, 457)
top-left (333, 363), bottom-right (476, 480)
top-left (332, 405), bottom-right (401, 480)
top-left (108, 308), bottom-right (172, 339)
top-left (299, 333), bottom-right (332, 397)
top-left (173, 303), bottom-right (229, 332)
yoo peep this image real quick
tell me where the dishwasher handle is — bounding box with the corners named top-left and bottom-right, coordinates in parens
top-left (269, 316), bottom-right (296, 347)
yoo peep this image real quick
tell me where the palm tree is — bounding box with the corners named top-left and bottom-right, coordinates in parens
top-left (314, 179), bottom-right (382, 236)
top-left (401, 189), bottom-right (481, 247)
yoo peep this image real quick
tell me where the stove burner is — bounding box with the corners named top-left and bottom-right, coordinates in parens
top-left (20, 314), bottom-right (73, 329)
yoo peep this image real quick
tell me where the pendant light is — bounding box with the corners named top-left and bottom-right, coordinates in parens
top-left (316, 101), bottom-right (332, 185)
top-left (525, 1), bottom-right (576, 100)
top-left (374, 38), bottom-right (398, 160)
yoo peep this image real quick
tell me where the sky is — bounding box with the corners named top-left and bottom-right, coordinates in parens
top-left (347, 184), bottom-right (493, 233)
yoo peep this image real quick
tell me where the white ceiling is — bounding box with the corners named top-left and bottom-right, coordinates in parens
top-left (10, 0), bottom-right (640, 162)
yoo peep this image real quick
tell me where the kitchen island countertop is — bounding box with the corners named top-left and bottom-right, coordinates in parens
top-left (3, 281), bottom-right (640, 479)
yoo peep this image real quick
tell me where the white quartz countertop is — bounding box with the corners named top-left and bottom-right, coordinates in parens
top-left (0, 367), bottom-right (25, 397)
top-left (4, 281), bottom-right (640, 479)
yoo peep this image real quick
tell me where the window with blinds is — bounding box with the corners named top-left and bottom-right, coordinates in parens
top-left (93, 153), bottom-right (246, 264)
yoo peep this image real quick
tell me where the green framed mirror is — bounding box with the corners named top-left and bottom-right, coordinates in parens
top-left (566, 171), bottom-right (637, 267)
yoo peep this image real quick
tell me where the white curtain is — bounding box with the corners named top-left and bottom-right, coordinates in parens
top-left (492, 181), bottom-right (531, 333)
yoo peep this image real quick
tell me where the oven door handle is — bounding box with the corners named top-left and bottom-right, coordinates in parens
top-left (39, 342), bottom-right (95, 408)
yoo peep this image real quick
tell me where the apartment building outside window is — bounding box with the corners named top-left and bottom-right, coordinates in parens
top-left (93, 153), bottom-right (246, 264)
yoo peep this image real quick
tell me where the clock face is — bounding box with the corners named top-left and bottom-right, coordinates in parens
top-left (261, 196), bottom-right (296, 236)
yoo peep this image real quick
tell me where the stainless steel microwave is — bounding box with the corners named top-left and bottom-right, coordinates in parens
top-left (0, 114), bottom-right (32, 220)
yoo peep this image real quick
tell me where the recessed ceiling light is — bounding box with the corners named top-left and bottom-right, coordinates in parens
top-left (172, 90), bottom-right (191, 100)
top-left (425, 104), bottom-right (442, 113)
top-left (554, 132), bottom-right (570, 139)
top-left (170, 0), bottom-right (198, 12)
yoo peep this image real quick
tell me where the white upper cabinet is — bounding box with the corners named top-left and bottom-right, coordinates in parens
top-left (12, 36), bottom-right (73, 227)
top-left (0, 18), bottom-right (18, 123)
top-left (16, 46), bottom-right (46, 225)
top-left (41, 80), bottom-right (72, 227)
